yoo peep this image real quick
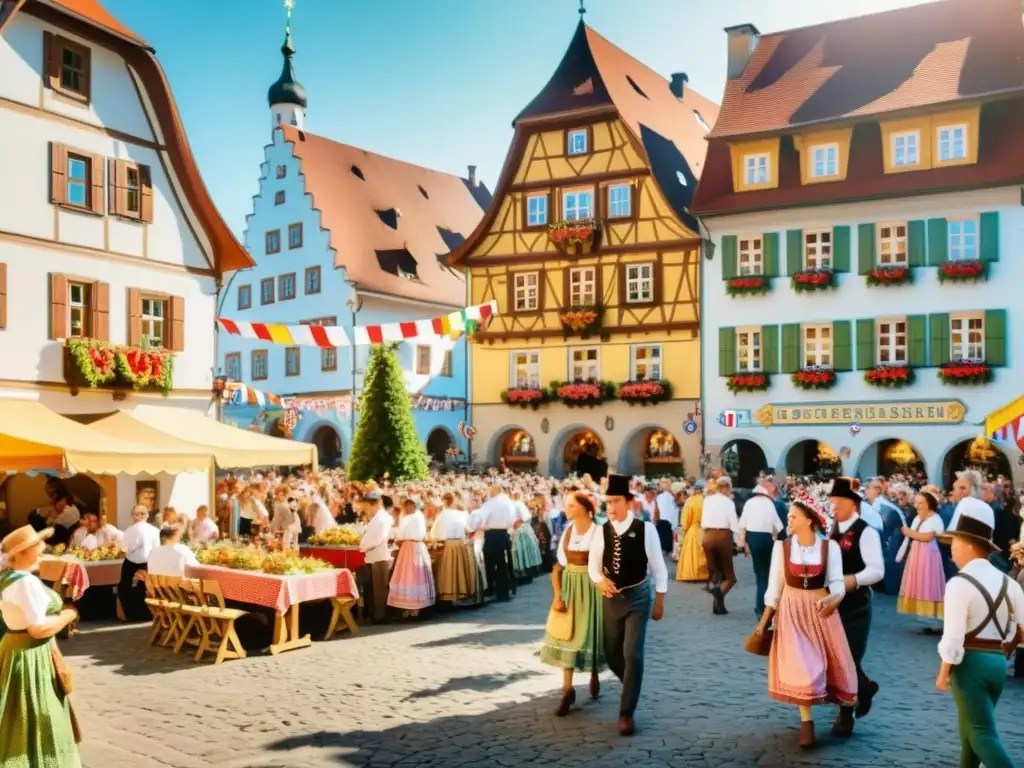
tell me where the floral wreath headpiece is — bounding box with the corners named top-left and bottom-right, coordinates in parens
top-left (791, 486), bottom-right (834, 537)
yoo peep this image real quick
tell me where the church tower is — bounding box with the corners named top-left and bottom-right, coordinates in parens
top-left (267, 4), bottom-right (307, 131)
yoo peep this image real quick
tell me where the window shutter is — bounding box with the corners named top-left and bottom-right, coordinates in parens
top-left (718, 327), bottom-right (736, 376)
top-left (907, 315), bottom-right (926, 368)
top-left (780, 323), bottom-right (800, 373)
top-left (49, 274), bottom-right (68, 339)
top-left (107, 159), bottom-right (119, 215)
top-left (928, 313), bottom-right (950, 367)
top-left (984, 309), bottom-right (1007, 366)
top-left (832, 320), bottom-right (852, 372)
top-left (43, 31), bottom-right (60, 90)
top-left (721, 235), bottom-right (738, 280)
top-left (907, 220), bottom-right (926, 268)
top-left (89, 154), bottom-right (104, 214)
top-left (856, 318), bottom-right (875, 370)
top-left (139, 164), bottom-right (154, 223)
top-left (832, 225), bottom-right (851, 272)
top-left (857, 223), bottom-right (876, 274)
top-left (90, 281), bottom-right (110, 341)
top-left (128, 288), bottom-right (142, 346)
top-left (980, 212), bottom-right (999, 263)
top-left (169, 295), bottom-right (185, 352)
top-left (785, 229), bottom-right (803, 275)
top-left (762, 324), bottom-right (779, 374)
top-left (762, 232), bottom-right (779, 278)
top-left (927, 218), bottom-right (948, 266)
top-left (0, 263), bottom-right (6, 330)
top-left (50, 142), bottom-right (66, 205)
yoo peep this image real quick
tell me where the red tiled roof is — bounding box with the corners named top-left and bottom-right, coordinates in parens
top-left (709, 0), bottom-right (1024, 139)
top-left (278, 126), bottom-right (488, 306)
top-left (47, 0), bottom-right (147, 47)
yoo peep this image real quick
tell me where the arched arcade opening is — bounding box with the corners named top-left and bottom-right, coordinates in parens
top-left (941, 437), bottom-right (1011, 487)
top-left (784, 439), bottom-right (841, 482)
top-left (720, 439), bottom-right (768, 489)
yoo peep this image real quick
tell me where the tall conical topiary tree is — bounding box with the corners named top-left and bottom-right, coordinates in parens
top-left (347, 343), bottom-right (429, 482)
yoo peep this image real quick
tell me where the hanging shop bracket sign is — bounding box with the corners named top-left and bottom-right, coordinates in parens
top-left (755, 399), bottom-right (966, 427)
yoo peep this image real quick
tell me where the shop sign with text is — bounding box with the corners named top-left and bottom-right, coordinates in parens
top-left (755, 400), bottom-right (966, 427)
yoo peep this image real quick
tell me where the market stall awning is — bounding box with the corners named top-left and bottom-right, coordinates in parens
top-left (0, 398), bottom-right (213, 475)
top-left (123, 405), bottom-right (318, 469)
top-left (985, 395), bottom-right (1024, 450)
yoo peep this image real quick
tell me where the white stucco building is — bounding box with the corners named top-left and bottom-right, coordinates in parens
top-left (693, 3), bottom-right (1024, 487)
top-left (0, 0), bottom-right (253, 526)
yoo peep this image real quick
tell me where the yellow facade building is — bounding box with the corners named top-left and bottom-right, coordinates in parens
top-left (448, 21), bottom-right (718, 477)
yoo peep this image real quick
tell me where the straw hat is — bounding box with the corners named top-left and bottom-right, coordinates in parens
top-left (2, 525), bottom-right (53, 558)
top-left (940, 497), bottom-right (1000, 553)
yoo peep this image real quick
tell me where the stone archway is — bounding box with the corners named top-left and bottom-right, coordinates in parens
top-left (555, 428), bottom-right (606, 479)
top-left (311, 424), bottom-right (342, 468)
top-left (784, 439), bottom-right (841, 481)
top-left (426, 427), bottom-right (455, 464)
top-left (495, 428), bottom-right (538, 473)
top-left (855, 438), bottom-right (925, 479)
top-left (720, 439), bottom-right (769, 489)
top-left (941, 437), bottom-right (1011, 487)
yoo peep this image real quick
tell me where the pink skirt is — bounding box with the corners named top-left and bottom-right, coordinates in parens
top-left (388, 541), bottom-right (436, 610)
top-left (769, 586), bottom-right (858, 707)
top-left (897, 539), bottom-right (945, 618)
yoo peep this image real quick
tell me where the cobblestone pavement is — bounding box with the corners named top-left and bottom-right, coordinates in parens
top-left (69, 556), bottom-right (1023, 768)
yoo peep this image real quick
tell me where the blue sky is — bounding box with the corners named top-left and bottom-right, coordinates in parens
top-left (101, 0), bottom-right (930, 237)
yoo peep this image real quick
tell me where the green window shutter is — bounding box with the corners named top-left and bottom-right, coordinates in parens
top-left (762, 232), bottom-right (779, 278)
top-left (786, 229), bottom-right (803, 275)
top-left (832, 320), bottom-right (852, 372)
top-left (832, 225), bottom-right (851, 272)
top-left (856, 318), bottom-right (876, 370)
top-left (980, 212), bottom-right (1000, 263)
top-left (721, 235), bottom-right (738, 280)
top-left (762, 324), bottom-right (779, 374)
top-left (719, 326), bottom-right (736, 376)
top-left (985, 309), bottom-right (1007, 366)
top-left (857, 223), bottom-right (876, 274)
top-left (907, 315), bottom-right (927, 368)
top-left (929, 313), bottom-right (950, 367)
top-left (781, 323), bottom-right (801, 373)
top-left (908, 220), bottom-right (926, 268)
top-left (927, 218), bottom-right (948, 266)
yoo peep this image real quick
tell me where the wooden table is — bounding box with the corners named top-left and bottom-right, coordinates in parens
top-left (298, 546), bottom-right (366, 571)
top-left (39, 556), bottom-right (125, 626)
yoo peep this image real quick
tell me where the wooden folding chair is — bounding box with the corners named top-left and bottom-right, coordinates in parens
top-left (196, 579), bottom-right (247, 665)
top-left (171, 579), bottom-right (208, 655)
top-left (155, 576), bottom-right (186, 649)
top-left (143, 573), bottom-right (170, 646)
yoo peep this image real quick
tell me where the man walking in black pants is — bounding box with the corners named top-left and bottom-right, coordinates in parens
top-left (478, 484), bottom-right (517, 601)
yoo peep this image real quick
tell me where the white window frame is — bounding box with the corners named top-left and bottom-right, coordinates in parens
top-left (948, 218), bottom-right (979, 262)
top-left (562, 188), bottom-right (594, 221)
top-left (624, 262), bottom-right (654, 303)
top-left (512, 271), bottom-right (540, 311)
top-left (630, 344), bottom-right (663, 381)
top-left (801, 323), bottom-right (833, 369)
top-left (67, 282), bottom-right (89, 338)
top-left (810, 143), bottom-right (839, 178)
top-left (738, 236), bottom-right (763, 276)
top-left (937, 124), bottom-right (967, 162)
top-left (510, 349), bottom-right (541, 389)
top-left (567, 129), bottom-right (588, 156)
top-left (569, 346), bottom-right (600, 381)
top-left (526, 194), bottom-right (548, 227)
top-left (804, 230), bottom-right (832, 270)
top-left (607, 183), bottom-right (631, 218)
top-left (744, 153), bottom-right (769, 185)
top-left (141, 296), bottom-right (166, 347)
top-left (568, 266), bottom-right (597, 306)
top-left (735, 327), bottom-right (762, 373)
top-left (950, 313), bottom-right (985, 363)
top-left (891, 131), bottom-right (920, 167)
top-left (876, 317), bottom-right (908, 366)
top-left (877, 222), bottom-right (908, 267)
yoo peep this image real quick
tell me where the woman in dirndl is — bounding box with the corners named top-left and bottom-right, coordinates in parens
top-left (755, 493), bottom-right (857, 749)
top-left (510, 490), bottom-right (543, 580)
top-left (388, 498), bottom-right (436, 614)
top-left (897, 485), bottom-right (946, 626)
top-left (539, 492), bottom-right (605, 716)
top-left (431, 492), bottom-right (476, 602)
top-left (0, 525), bottom-right (81, 767)
top-left (676, 487), bottom-right (709, 583)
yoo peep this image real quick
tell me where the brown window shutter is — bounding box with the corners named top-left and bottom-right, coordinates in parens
top-left (90, 281), bottom-right (110, 341)
top-left (169, 295), bottom-right (185, 352)
top-left (50, 142), bottom-right (66, 205)
top-left (127, 287), bottom-right (142, 346)
top-left (49, 274), bottom-right (68, 339)
top-left (139, 164), bottom-right (153, 222)
top-left (107, 158), bottom-right (118, 215)
top-left (89, 154), bottom-right (104, 214)
top-left (43, 31), bottom-right (60, 90)
top-left (0, 263), bottom-right (7, 330)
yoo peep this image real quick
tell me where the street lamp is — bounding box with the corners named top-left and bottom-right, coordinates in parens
top-left (345, 293), bottom-right (363, 456)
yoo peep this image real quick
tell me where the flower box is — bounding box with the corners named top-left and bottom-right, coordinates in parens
top-left (791, 270), bottom-right (835, 293)
top-left (727, 373), bottom-right (770, 393)
top-left (617, 379), bottom-right (673, 405)
top-left (559, 304), bottom-right (602, 336)
top-left (938, 261), bottom-right (987, 283)
top-left (938, 361), bottom-right (991, 386)
top-left (726, 276), bottom-right (770, 297)
top-left (864, 365), bottom-right (913, 388)
top-left (792, 367), bottom-right (837, 390)
top-left (548, 218), bottom-right (600, 255)
top-left (866, 266), bottom-right (912, 286)
top-left (500, 387), bottom-right (550, 409)
top-left (65, 338), bottom-right (173, 395)
top-left (551, 380), bottom-right (616, 407)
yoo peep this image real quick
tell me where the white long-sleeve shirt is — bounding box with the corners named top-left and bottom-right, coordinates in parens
top-left (431, 508), bottom-right (470, 541)
top-left (120, 521), bottom-right (159, 565)
top-left (478, 494), bottom-right (518, 530)
top-left (147, 542), bottom-right (199, 578)
top-left (835, 514), bottom-right (885, 587)
top-left (310, 500), bottom-right (337, 535)
top-left (395, 511), bottom-right (427, 542)
top-left (701, 493), bottom-right (739, 532)
top-left (73, 525), bottom-right (122, 550)
top-left (939, 557), bottom-right (1024, 665)
top-left (737, 493), bottom-right (782, 545)
top-left (764, 537), bottom-right (846, 610)
top-left (360, 508), bottom-right (394, 564)
top-left (655, 492), bottom-right (680, 528)
top-left (587, 513), bottom-right (669, 594)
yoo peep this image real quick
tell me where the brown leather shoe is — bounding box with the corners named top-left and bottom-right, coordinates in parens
top-left (832, 706), bottom-right (854, 737)
top-left (555, 688), bottom-right (576, 717)
top-left (618, 715), bottom-right (635, 736)
top-left (798, 721), bottom-right (815, 748)
top-left (589, 674), bottom-right (600, 698)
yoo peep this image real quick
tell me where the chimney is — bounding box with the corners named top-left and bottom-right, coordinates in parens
top-left (725, 23), bottom-right (760, 79)
top-left (467, 164), bottom-right (478, 187)
top-left (669, 73), bottom-right (688, 100)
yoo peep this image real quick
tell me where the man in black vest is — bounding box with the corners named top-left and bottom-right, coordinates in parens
top-left (588, 474), bottom-right (668, 736)
top-left (829, 477), bottom-right (885, 737)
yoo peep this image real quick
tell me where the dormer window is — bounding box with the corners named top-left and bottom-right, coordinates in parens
top-left (567, 129), bottom-right (588, 156)
top-left (810, 144), bottom-right (838, 178)
top-left (937, 124), bottom-right (967, 162)
top-left (744, 153), bottom-right (769, 185)
top-left (892, 131), bottom-right (920, 167)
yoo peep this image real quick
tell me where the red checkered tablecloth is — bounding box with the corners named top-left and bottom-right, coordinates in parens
top-left (39, 557), bottom-right (123, 596)
top-left (185, 565), bottom-right (358, 614)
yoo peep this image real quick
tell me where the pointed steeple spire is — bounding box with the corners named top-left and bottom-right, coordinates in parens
top-left (267, 0), bottom-right (307, 112)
